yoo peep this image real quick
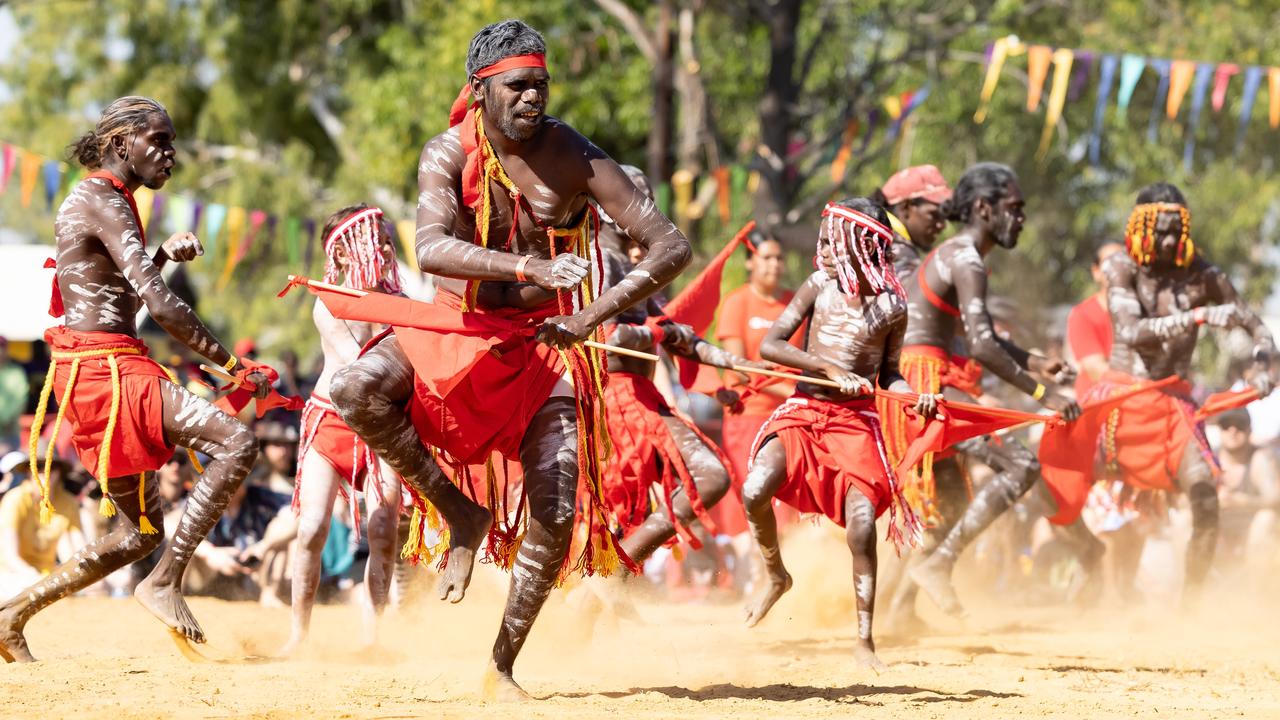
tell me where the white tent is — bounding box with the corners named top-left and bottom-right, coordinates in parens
top-left (0, 244), bottom-right (56, 341)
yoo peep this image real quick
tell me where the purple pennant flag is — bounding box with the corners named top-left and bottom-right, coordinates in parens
top-left (149, 192), bottom-right (167, 235)
top-left (1069, 51), bottom-right (1095, 103)
top-left (1182, 63), bottom-right (1213, 170)
top-left (190, 201), bottom-right (204, 236)
top-left (1235, 66), bottom-right (1265, 156)
top-left (1146, 59), bottom-right (1172, 142)
top-left (1089, 55), bottom-right (1119, 165)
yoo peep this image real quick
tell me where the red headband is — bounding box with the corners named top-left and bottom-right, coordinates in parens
top-left (448, 54), bottom-right (547, 127)
top-left (821, 203), bottom-right (894, 244)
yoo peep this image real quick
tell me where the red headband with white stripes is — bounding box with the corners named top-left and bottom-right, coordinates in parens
top-left (323, 207), bottom-right (402, 293)
top-left (818, 202), bottom-right (905, 299)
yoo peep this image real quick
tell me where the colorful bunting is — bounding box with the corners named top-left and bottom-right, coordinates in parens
top-left (1146, 59), bottom-right (1172, 142)
top-left (1270, 67), bottom-right (1280, 129)
top-left (1089, 55), bottom-right (1118, 165)
top-left (1235, 66), bottom-right (1264, 154)
top-left (284, 216), bottom-right (302, 268)
top-left (134, 187), bottom-right (155, 232)
top-left (396, 219), bottom-right (417, 271)
top-left (1212, 63), bottom-right (1240, 112)
top-left (1166, 60), bottom-right (1196, 119)
top-left (204, 203), bottom-right (227, 259)
top-left (0, 144), bottom-right (14, 193)
top-left (1183, 63), bottom-right (1213, 169)
top-left (1026, 45), bottom-right (1053, 112)
top-left (1037, 48), bottom-right (1074, 160)
top-left (19, 151), bottom-right (39, 208)
top-left (1116, 54), bottom-right (1146, 112)
top-left (40, 161), bottom-right (62, 210)
top-left (974, 35), bottom-right (1022, 123)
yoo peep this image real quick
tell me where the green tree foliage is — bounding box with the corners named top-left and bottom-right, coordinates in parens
top-left (0, 0), bottom-right (1276, 362)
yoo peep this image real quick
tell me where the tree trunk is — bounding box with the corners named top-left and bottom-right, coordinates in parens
top-left (647, 0), bottom-right (676, 184)
top-left (753, 0), bottom-right (807, 246)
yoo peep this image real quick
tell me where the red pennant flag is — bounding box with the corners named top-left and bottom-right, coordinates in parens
top-left (1194, 387), bottom-right (1258, 422)
top-left (877, 391), bottom-right (1050, 478)
top-left (1038, 376), bottom-right (1180, 525)
top-left (663, 221), bottom-right (755, 336)
top-left (212, 359), bottom-right (304, 418)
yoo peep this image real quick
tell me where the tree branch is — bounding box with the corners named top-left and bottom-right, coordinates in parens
top-left (592, 0), bottom-right (658, 62)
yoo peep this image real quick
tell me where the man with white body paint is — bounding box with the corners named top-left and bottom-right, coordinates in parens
top-left (741, 196), bottom-right (940, 672)
top-left (0, 96), bottom-right (272, 663)
top-left (326, 21), bottom-right (689, 699)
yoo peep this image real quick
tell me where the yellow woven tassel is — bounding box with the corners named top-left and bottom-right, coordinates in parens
top-left (138, 515), bottom-right (158, 534)
top-left (97, 354), bottom-right (123, 517)
top-left (136, 472), bottom-right (157, 534)
top-left (400, 506), bottom-right (425, 562)
top-left (29, 359), bottom-right (57, 523)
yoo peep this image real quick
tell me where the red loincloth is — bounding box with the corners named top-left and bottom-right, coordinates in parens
top-left (297, 393), bottom-right (378, 491)
top-left (1040, 371), bottom-right (1216, 526)
top-left (750, 393), bottom-right (920, 549)
top-left (42, 326), bottom-right (175, 480)
top-left (602, 371), bottom-right (727, 547)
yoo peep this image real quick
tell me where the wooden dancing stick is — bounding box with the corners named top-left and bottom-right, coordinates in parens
top-left (199, 363), bottom-right (237, 385)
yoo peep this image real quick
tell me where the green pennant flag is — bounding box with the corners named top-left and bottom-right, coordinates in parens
top-left (285, 216), bottom-right (301, 267)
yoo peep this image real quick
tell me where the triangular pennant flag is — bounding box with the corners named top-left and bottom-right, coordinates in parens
top-left (1212, 63), bottom-right (1240, 112)
top-left (149, 192), bottom-right (167, 238)
top-left (1269, 67), bottom-right (1280, 129)
top-left (19, 151), bottom-right (41, 208)
top-left (1089, 55), bottom-right (1119, 165)
top-left (974, 35), bottom-right (1022, 123)
top-left (1182, 63), bottom-right (1213, 169)
top-left (663, 221), bottom-right (756, 338)
top-left (41, 161), bottom-right (62, 210)
top-left (1116, 54), bottom-right (1146, 112)
top-left (1166, 60), bottom-right (1196, 119)
top-left (165, 195), bottom-right (190, 235)
top-left (215, 206), bottom-right (248, 290)
top-left (303, 219), bottom-right (317, 271)
top-left (714, 166), bottom-right (731, 223)
top-left (61, 167), bottom-right (82, 199)
top-left (1146, 59), bottom-right (1172, 141)
top-left (1235, 66), bottom-right (1264, 155)
top-left (830, 118), bottom-right (860, 181)
top-left (1037, 48), bottom-right (1074, 160)
top-left (134, 187), bottom-right (155, 233)
top-left (1068, 50), bottom-right (1094, 103)
top-left (396, 219), bottom-right (418, 271)
top-left (204, 203), bottom-right (227, 259)
top-left (1025, 45), bottom-right (1053, 112)
top-left (284, 216), bottom-right (302, 268)
top-left (0, 144), bottom-right (15, 193)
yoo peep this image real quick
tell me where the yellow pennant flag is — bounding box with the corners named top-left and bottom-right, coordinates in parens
top-left (1167, 60), bottom-right (1196, 119)
top-left (396, 219), bottom-right (419, 271)
top-left (19, 151), bottom-right (40, 208)
top-left (1269, 67), bottom-right (1280, 129)
top-left (215, 206), bottom-right (248, 290)
top-left (974, 35), bottom-right (1024, 123)
top-left (1037, 48), bottom-right (1075, 160)
top-left (134, 187), bottom-right (154, 234)
top-left (671, 169), bottom-right (695, 223)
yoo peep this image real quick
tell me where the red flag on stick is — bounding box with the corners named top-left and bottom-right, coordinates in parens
top-left (664, 221), bottom-right (756, 335)
top-left (1194, 387), bottom-right (1258, 422)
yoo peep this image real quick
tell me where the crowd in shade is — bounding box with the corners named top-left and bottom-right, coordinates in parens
top-left (1, 220), bottom-right (1276, 611)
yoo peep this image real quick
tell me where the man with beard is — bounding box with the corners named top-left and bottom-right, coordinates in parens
top-left (895, 163), bottom-right (1080, 619)
top-left (1042, 183), bottom-right (1274, 602)
top-left (0, 96), bottom-right (272, 662)
top-left (327, 21), bottom-right (690, 699)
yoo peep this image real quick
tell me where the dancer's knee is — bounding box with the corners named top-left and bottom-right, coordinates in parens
top-left (296, 515), bottom-right (330, 554)
top-left (699, 462), bottom-right (731, 507)
top-left (219, 424), bottom-right (258, 474)
top-left (330, 364), bottom-right (392, 426)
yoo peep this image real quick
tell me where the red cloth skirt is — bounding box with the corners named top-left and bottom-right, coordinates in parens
top-left (750, 393), bottom-right (907, 535)
top-left (297, 393), bottom-right (378, 491)
top-left (602, 371), bottom-right (727, 546)
top-left (1043, 370), bottom-right (1216, 525)
top-left (43, 326), bottom-right (174, 480)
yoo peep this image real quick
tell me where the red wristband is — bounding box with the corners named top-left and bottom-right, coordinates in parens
top-left (514, 256), bottom-right (530, 283)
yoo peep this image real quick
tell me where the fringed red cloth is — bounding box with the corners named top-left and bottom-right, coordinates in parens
top-left (291, 280), bottom-right (636, 580)
top-left (750, 393), bottom-right (922, 551)
top-left (1040, 373), bottom-right (1209, 526)
top-left (602, 371), bottom-right (726, 548)
top-left (293, 392), bottom-right (393, 542)
top-left (877, 344), bottom-right (985, 525)
top-left (41, 327), bottom-right (174, 479)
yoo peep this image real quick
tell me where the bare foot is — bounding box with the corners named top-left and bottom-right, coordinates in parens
top-left (880, 603), bottom-right (931, 639)
top-left (0, 609), bottom-right (34, 663)
top-left (482, 662), bottom-right (533, 702)
top-left (908, 557), bottom-right (965, 618)
top-left (854, 644), bottom-right (888, 674)
top-left (438, 505), bottom-right (493, 604)
top-left (135, 575), bottom-right (206, 643)
top-left (744, 572), bottom-right (793, 628)
top-left (276, 633), bottom-right (304, 658)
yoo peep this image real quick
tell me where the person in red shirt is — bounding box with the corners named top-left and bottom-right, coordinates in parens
top-left (1066, 242), bottom-right (1124, 396)
top-left (714, 237), bottom-right (797, 536)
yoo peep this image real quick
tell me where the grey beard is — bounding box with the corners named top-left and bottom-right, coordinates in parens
top-left (497, 113), bottom-right (540, 142)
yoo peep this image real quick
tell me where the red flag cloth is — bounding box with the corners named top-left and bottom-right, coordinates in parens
top-left (663, 221), bottom-right (756, 336)
top-left (213, 357), bottom-right (304, 418)
top-left (44, 257), bottom-right (63, 318)
top-left (876, 389), bottom-right (1050, 479)
top-left (1194, 387), bottom-right (1258, 422)
top-left (1039, 374), bottom-right (1183, 526)
top-left (602, 371), bottom-right (723, 548)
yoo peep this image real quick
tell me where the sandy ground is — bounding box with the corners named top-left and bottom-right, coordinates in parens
top-left (3, 526), bottom-right (1278, 720)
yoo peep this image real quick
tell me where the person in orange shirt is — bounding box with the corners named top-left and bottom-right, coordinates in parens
top-left (714, 236), bottom-right (800, 537)
top-left (1065, 242), bottom-right (1124, 397)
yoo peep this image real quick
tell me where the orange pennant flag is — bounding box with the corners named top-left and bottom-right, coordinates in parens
top-left (1025, 45), bottom-right (1053, 112)
top-left (1270, 67), bottom-right (1280, 129)
top-left (1167, 60), bottom-right (1196, 118)
top-left (19, 151), bottom-right (40, 208)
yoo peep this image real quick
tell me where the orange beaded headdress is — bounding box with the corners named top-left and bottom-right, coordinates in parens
top-left (1124, 202), bottom-right (1193, 267)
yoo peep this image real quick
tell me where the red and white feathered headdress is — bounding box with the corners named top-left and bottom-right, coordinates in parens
top-left (818, 202), bottom-right (905, 299)
top-left (323, 207), bottom-right (402, 293)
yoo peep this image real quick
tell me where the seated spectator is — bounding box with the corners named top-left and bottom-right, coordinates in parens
top-left (0, 337), bottom-right (27, 455)
top-left (0, 450), bottom-right (87, 598)
top-left (1215, 409), bottom-right (1279, 571)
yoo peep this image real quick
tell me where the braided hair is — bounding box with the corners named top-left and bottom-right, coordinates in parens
top-left (321, 204), bottom-right (402, 293)
top-left (69, 96), bottom-right (168, 169)
top-left (819, 196), bottom-right (905, 298)
top-left (1125, 183), bottom-right (1192, 267)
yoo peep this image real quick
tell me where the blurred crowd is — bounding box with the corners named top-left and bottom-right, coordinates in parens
top-left (1, 237), bottom-right (1277, 613)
